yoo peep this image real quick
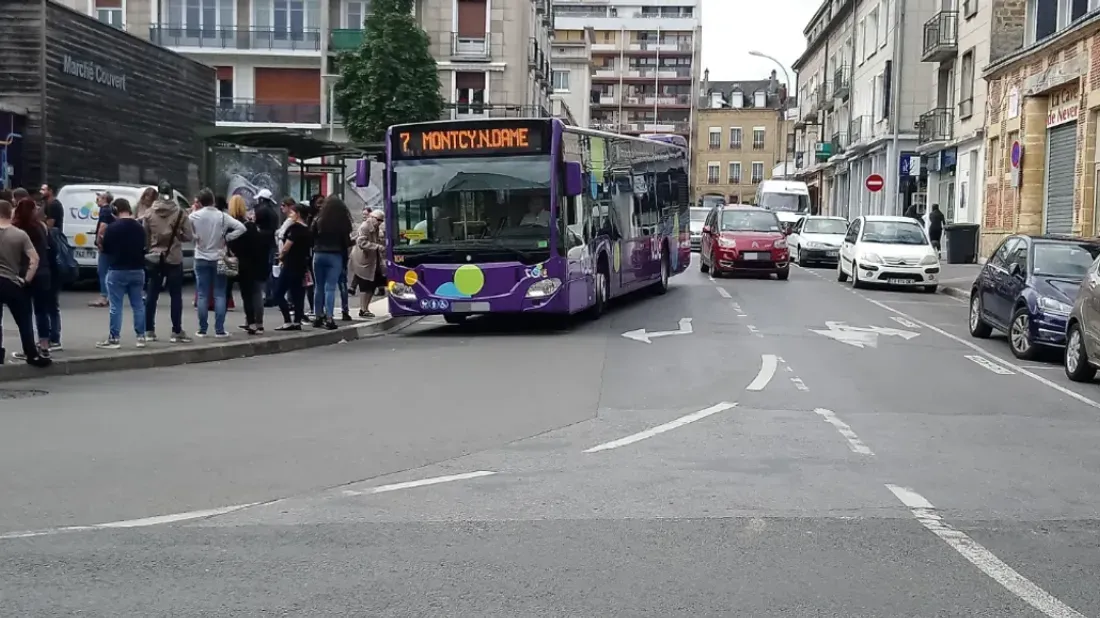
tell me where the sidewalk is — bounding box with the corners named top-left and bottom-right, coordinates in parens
top-left (938, 263), bottom-right (981, 301)
top-left (0, 285), bottom-right (394, 382)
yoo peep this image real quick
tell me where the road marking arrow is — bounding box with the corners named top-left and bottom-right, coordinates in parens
top-left (809, 321), bottom-right (919, 348)
top-left (621, 317), bottom-right (693, 344)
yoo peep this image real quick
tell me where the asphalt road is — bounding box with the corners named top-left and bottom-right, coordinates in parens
top-left (3, 255), bottom-right (1100, 617)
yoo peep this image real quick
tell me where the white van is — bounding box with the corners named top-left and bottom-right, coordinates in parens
top-left (755, 179), bottom-right (812, 227)
top-left (57, 183), bottom-right (194, 277)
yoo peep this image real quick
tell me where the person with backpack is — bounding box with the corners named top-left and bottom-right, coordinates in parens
top-left (144, 180), bottom-right (194, 343)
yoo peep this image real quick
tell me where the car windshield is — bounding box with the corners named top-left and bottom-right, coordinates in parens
top-left (690, 208), bottom-right (709, 223)
top-left (759, 192), bottom-right (811, 213)
top-left (721, 210), bottom-right (781, 232)
top-left (802, 218), bottom-right (848, 234)
top-left (1032, 242), bottom-right (1100, 278)
top-left (861, 220), bottom-right (928, 245)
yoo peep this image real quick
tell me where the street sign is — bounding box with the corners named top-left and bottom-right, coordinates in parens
top-left (865, 174), bottom-right (885, 192)
top-left (1010, 141), bottom-right (1022, 168)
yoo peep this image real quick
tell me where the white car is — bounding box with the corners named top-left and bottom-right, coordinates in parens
top-left (788, 216), bottom-right (848, 266)
top-left (837, 215), bottom-right (940, 292)
top-left (689, 207), bottom-right (710, 251)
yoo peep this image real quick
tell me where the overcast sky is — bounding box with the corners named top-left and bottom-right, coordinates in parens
top-left (701, 0), bottom-right (821, 87)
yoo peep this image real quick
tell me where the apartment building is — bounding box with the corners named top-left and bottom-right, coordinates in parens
top-left (552, 0), bottom-right (701, 144)
top-left (792, 0), bottom-right (936, 218)
top-left (549, 27), bottom-right (593, 126)
top-left (693, 76), bottom-right (793, 205)
top-left (916, 0), bottom-right (993, 230)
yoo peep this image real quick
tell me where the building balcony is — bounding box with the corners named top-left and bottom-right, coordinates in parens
top-left (149, 25), bottom-right (322, 52)
top-left (849, 115), bottom-right (871, 144)
top-left (624, 40), bottom-right (694, 54)
top-left (451, 33), bottom-right (491, 60)
top-left (591, 42), bottom-right (621, 52)
top-left (639, 66), bottom-right (693, 79)
top-left (528, 38), bottom-right (549, 80)
top-left (552, 45), bottom-right (589, 60)
top-left (329, 28), bottom-right (363, 51)
top-left (829, 131), bottom-right (847, 156)
top-left (216, 99), bottom-right (321, 124)
top-left (443, 103), bottom-right (551, 120)
top-left (832, 65), bottom-right (850, 100)
top-left (918, 107), bottom-right (954, 144)
top-left (922, 11), bottom-right (958, 63)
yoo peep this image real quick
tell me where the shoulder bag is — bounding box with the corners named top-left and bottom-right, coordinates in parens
top-left (217, 213), bottom-right (240, 277)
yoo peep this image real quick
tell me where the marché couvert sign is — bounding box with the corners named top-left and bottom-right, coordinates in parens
top-left (61, 55), bottom-right (127, 92)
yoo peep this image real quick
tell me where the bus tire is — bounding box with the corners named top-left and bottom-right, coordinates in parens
top-left (655, 246), bottom-right (670, 294)
top-left (587, 258), bottom-right (610, 319)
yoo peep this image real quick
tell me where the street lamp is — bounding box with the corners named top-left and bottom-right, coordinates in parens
top-left (749, 50), bottom-right (793, 181)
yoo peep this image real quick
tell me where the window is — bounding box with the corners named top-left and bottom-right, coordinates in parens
top-left (856, 19), bottom-right (865, 63)
top-left (988, 137), bottom-right (1000, 176)
top-left (95, 0), bottom-right (124, 28)
top-left (959, 50), bottom-right (975, 118)
top-left (752, 127), bottom-right (765, 150)
top-left (879, 0), bottom-right (889, 46)
top-left (708, 127), bottom-right (721, 149)
top-left (1025, 0), bottom-right (1092, 43)
top-left (867, 9), bottom-right (878, 57)
top-left (731, 91), bottom-right (744, 108)
top-left (253, 0), bottom-right (320, 36)
top-left (751, 162), bottom-right (765, 183)
top-left (707, 162), bottom-right (720, 184)
top-left (552, 70), bottom-right (570, 92)
top-left (729, 127), bottom-right (742, 149)
top-left (728, 162), bottom-right (742, 184)
top-left (874, 73), bottom-right (886, 120)
top-left (754, 91), bottom-right (766, 107)
top-left (345, 0), bottom-right (369, 28)
top-left (963, 0), bottom-right (977, 18)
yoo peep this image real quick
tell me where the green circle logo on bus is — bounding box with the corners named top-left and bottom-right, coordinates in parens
top-left (435, 264), bottom-right (485, 299)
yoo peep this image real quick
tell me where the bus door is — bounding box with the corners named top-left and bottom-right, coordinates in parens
top-left (614, 171), bottom-right (642, 289)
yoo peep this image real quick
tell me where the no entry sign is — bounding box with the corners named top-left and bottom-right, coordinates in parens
top-left (865, 173), bottom-right (885, 192)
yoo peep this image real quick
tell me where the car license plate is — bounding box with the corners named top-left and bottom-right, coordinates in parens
top-left (742, 252), bottom-right (767, 260)
top-left (74, 248), bottom-right (96, 260)
top-left (825, 250), bottom-right (838, 257)
top-left (887, 278), bottom-right (910, 285)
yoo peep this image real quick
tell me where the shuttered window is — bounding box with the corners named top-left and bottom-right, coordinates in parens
top-left (1044, 123), bottom-right (1077, 235)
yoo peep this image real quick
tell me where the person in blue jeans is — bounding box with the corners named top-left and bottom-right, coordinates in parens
top-left (90, 191), bottom-right (115, 308)
top-left (189, 188), bottom-right (246, 337)
top-left (309, 196), bottom-right (353, 330)
top-left (96, 199), bottom-right (147, 349)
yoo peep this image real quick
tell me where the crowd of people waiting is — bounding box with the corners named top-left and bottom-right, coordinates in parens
top-left (0, 181), bottom-right (387, 368)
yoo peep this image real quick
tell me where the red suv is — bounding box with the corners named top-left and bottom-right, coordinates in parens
top-left (699, 205), bottom-right (790, 280)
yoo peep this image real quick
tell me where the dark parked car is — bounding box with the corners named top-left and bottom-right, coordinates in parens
top-left (969, 234), bottom-right (1100, 360)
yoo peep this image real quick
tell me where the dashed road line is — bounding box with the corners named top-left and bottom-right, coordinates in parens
top-left (746, 324), bottom-right (762, 337)
top-left (886, 484), bottom-right (1087, 618)
top-left (965, 354), bottom-right (1015, 375)
top-left (890, 316), bottom-right (921, 329)
top-left (584, 402), bottom-right (738, 453)
top-left (0, 503), bottom-right (265, 541)
top-left (746, 354), bottom-right (779, 391)
top-left (343, 471), bottom-right (497, 496)
top-left (790, 377), bottom-right (809, 391)
top-left (716, 286), bottom-right (732, 299)
top-left (814, 408), bottom-right (874, 455)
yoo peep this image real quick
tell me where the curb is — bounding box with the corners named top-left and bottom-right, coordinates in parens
top-left (0, 316), bottom-right (408, 383)
top-left (939, 285), bottom-right (970, 300)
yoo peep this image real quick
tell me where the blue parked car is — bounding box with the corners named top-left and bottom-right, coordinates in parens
top-left (968, 234), bottom-right (1100, 359)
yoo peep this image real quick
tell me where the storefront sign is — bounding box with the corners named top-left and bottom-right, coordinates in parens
top-left (62, 55), bottom-right (127, 92)
top-left (1047, 85), bottom-right (1079, 128)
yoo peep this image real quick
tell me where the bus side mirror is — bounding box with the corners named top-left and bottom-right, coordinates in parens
top-left (355, 159), bottom-right (371, 188)
top-left (564, 162), bottom-right (583, 197)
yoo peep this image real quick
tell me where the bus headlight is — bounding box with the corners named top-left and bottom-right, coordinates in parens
top-left (390, 282), bottom-right (417, 301)
top-left (526, 278), bottom-right (562, 298)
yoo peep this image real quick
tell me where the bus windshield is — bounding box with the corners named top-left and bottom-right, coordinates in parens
top-left (392, 155), bottom-right (553, 257)
top-left (759, 192), bottom-right (811, 213)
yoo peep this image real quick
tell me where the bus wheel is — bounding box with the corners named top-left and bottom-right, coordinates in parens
top-left (655, 249), bottom-right (670, 294)
top-left (587, 270), bottom-right (608, 319)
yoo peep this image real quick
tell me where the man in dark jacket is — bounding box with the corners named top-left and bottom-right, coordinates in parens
top-left (253, 189), bottom-right (282, 306)
top-left (927, 203), bottom-right (946, 252)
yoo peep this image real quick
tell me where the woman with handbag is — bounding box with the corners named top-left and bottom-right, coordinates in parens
top-left (188, 188), bottom-right (245, 338)
top-left (226, 195), bottom-right (268, 335)
top-left (143, 181), bottom-right (194, 342)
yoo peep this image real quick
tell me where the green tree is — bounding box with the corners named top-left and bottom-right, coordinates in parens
top-left (334, 0), bottom-right (444, 143)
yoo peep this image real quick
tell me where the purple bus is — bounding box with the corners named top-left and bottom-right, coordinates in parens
top-left (373, 117), bottom-right (690, 323)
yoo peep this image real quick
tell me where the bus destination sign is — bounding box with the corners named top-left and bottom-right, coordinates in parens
top-left (392, 121), bottom-right (548, 159)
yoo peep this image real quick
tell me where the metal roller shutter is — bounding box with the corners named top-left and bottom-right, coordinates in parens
top-left (1044, 123), bottom-right (1077, 235)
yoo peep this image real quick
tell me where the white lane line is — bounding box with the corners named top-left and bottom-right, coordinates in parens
top-left (342, 471), bottom-right (497, 496)
top-left (584, 402), bottom-right (737, 453)
top-left (746, 354), bottom-right (779, 391)
top-left (965, 354), bottom-right (1015, 375)
top-left (716, 286), bottom-right (732, 299)
top-left (791, 377), bottom-right (809, 391)
top-left (0, 503), bottom-right (262, 541)
top-left (857, 294), bottom-right (1100, 411)
top-left (890, 316), bottom-right (921, 329)
top-left (886, 484), bottom-right (1087, 618)
top-left (731, 302), bottom-right (743, 312)
top-left (746, 324), bottom-right (762, 337)
top-left (814, 408), bottom-right (874, 455)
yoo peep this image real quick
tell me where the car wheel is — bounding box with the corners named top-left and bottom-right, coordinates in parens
top-left (776, 268), bottom-right (790, 281)
top-left (836, 260), bottom-right (848, 282)
top-left (922, 285), bottom-right (938, 293)
top-left (968, 293), bottom-right (993, 338)
top-left (1009, 307), bottom-right (1038, 360)
top-left (851, 263), bottom-right (865, 289)
top-left (1065, 323), bottom-right (1097, 382)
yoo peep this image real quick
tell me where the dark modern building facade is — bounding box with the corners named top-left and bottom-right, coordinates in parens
top-left (0, 0), bottom-right (215, 193)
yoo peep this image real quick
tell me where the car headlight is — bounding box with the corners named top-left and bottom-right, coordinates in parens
top-left (773, 238), bottom-right (787, 249)
top-left (718, 237), bottom-right (737, 248)
top-left (526, 278), bottom-right (562, 298)
top-left (1038, 296), bottom-right (1072, 315)
top-left (859, 252), bottom-right (883, 264)
top-left (390, 282), bottom-right (417, 301)
top-left (919, 253), bottom-right (939, 266)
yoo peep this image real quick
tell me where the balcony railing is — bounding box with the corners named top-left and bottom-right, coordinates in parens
top-left (832, 65), bottom-right (850, 100)
top-left (217, 99), bottom-right (321, 124)
top-left (707, 174), bottom-right (721, 185)
top-left (919, 107), bottom-right (954, 144)
top-left (529, 38), bottom-right (547, 77)
top-left (708, 140), bottom-right (721, 150)
top-left (752, 140), bottom-right (765, 150)
top-left (452, 33), bottom-right (491, 59)
top-left (830, 131), bottom-right (848, 155)
top-left (730, 140), bottom-right (742, 150)
top-left (150, 25), bottom-right (322, 51)
top-left (329, 28), bottom-right (363, 51)
top-left (849, 115), bottom-right (870, 143)
top-left (443, 103), bottom-right (551, 120)
top-left (922, 11), bottom-right (958, 62)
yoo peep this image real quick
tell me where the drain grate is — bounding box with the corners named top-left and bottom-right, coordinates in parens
top-left (0, 389), bottom-right (48, 400)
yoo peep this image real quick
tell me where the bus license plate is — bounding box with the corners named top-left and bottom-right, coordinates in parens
top-left (826, 250), bottom-right (838, 257)
top-left (451, 302), bottom-right (490, 313)
top-left (742, 252), bottom-right (767, 260)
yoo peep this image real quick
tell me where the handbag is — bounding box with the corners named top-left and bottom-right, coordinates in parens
top-left (216, 213), bottom-right (240, 277)
top-left (146, 211), bottom-right (185, 267)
